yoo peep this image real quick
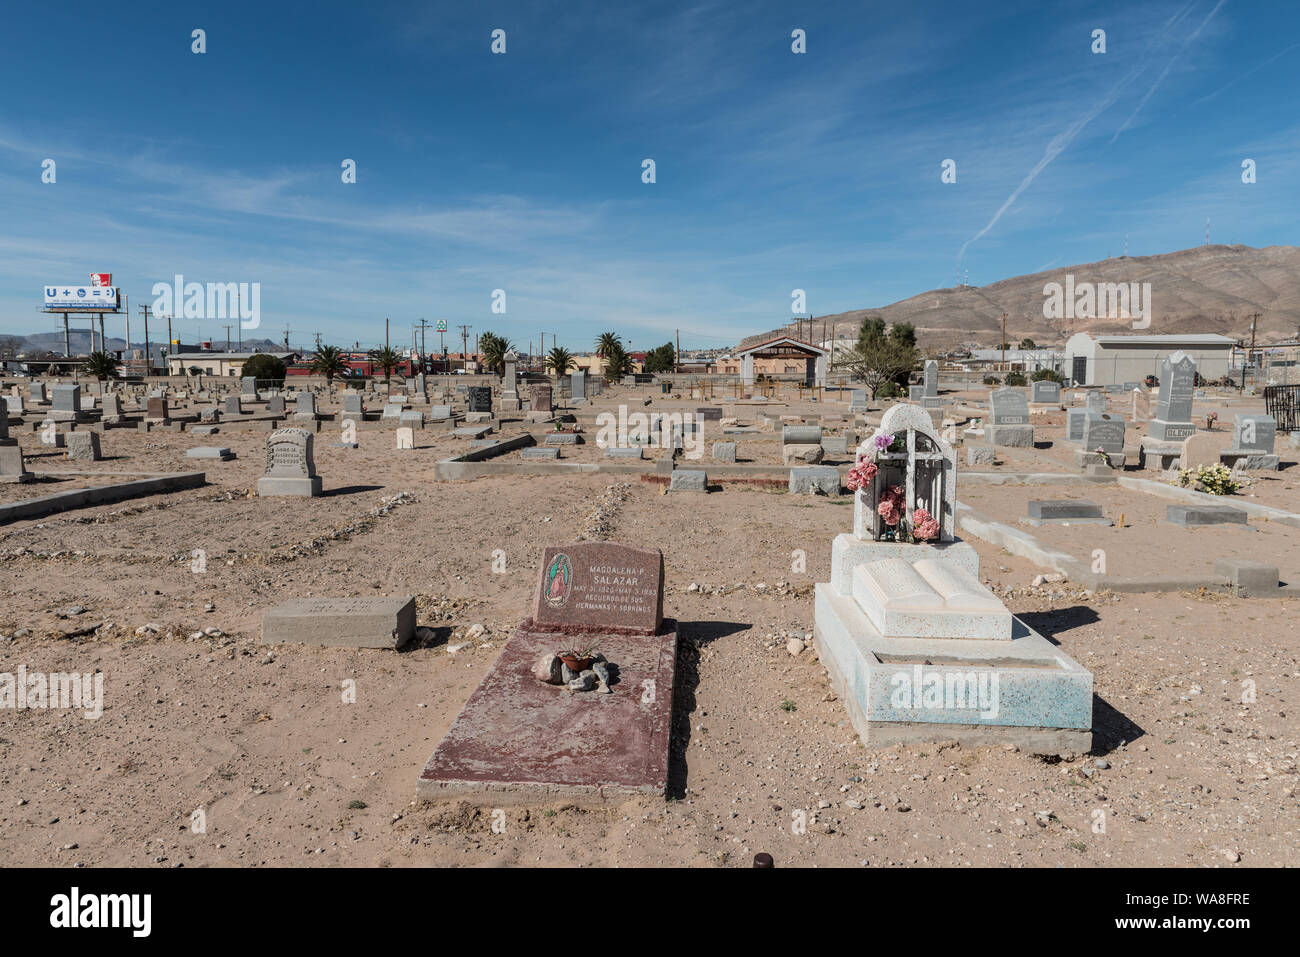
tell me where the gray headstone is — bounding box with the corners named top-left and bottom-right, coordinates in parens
top-left (64, 431), bottom-right (100, 461)
top-left (1150, 352), bottom-right (1196, 440)
top-left (1166, 504), bottom-right (1247, 527)
top-left (782, 425), bottom-right (822, 445)
top-left (712, 441), bottom-right (737, 462)
top-left (1031, 379), bottom-right (1061, 404)
top-left (923, 360), bottom-right (938, 397)
top-left (1028, 500), bottom-right (1103, 520)
top-left (242, 376), bottom-right (258, 396)
top-left (267, 395), bottom-right (286, 415)
top-left (224, 396), bottom-right (243, 414)
top-left (789, 466), bottom-right (840, 495)
top-left (343, 393), bottom-right (364, 414)
top-left (571, 371), bottom-right (587, 400)
top-left (257, 428), bottom-right (322, 497)
top-left (1066, 408), bottom-right (1088, 442)
top-left (1085, 391), bottom-right (1106, 413)
top-left (668, 469), bottom-right (707, 492)
top-left (530, 384), bottom-right (553, 413)
top-left (52, 385), bottom-right (80, 412)
top-left (1232, 413), bottom-right (1275, 453)
top-left (988, 387), bottom-right (1029, 425)
top-left (1082, 413), bottom-right (1126, 454)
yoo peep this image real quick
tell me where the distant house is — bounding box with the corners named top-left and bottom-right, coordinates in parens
top-left (1063, 333), bottom-right (1236, 386)
top-left (166, 350), bottom-right (298, 377)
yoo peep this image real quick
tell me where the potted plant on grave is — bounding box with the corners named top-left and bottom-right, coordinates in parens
top-left (557, 643), bottom-right (600, 673)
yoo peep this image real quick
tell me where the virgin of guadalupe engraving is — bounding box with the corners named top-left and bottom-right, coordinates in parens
top-left (545, 553), bottom-right (572, 607)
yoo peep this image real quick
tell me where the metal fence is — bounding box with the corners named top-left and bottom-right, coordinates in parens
top-left (1265, 384), bottom-right (1300, 432)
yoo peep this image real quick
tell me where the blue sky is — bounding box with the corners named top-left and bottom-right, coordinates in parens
top-left (0, 0), bottom-right (1296, 353)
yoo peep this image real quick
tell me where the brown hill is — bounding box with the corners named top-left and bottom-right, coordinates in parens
top-left (740, 244), bottom-right (1300, 351)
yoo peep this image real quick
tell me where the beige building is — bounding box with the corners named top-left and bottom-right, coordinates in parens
top-left (166, 351), bottom-right (298, 377)
top-left (1063, 333), bottom-right (1235, 386)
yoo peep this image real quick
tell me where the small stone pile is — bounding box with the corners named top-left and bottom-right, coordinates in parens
top-left (532, 651), bottom-right (613, 694)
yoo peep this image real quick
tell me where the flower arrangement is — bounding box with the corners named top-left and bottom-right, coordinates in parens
top-left (1095, 446), bottom-right (1111, 467)
top-left (1206, 411), bottom-right (1218, 430)
top-left (911, 506), bottom-right (941, 541)
top-left (846, 455), bottom-right (878, 492)
top-left (876, 484), bottom-right (905, 526)
top-left (1176, 462), bottom-right (1239, 495)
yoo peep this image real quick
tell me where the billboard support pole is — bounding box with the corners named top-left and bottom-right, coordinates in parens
top-left (63, 315), bottom-right (70, 358)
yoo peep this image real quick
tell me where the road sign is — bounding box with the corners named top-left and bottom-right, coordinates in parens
top-left (436, 319), bottom-right (447, 332)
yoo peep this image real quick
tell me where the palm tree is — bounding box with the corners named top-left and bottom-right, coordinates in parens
top-left (546, 346), bottom-right (576, 378)
top-left (309, 344), bottom-right (349, 385)
top-left (595, 331), bottom-right (622, 358)
top-left (603, 342), bottom-right (632, 381)
top-left (479, 332), bottom-right (514, 376)
top-left (83, 351), bottom-right (121, 381)
top-left (367, 345), bottom-right (402, 385)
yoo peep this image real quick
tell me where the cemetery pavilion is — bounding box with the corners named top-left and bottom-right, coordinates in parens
top-left (731, 336), bottom-right (829, 389)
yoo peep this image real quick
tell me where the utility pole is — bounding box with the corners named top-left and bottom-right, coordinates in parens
top-left (283, 326), bottom-right (291, 351)
top-left (415, 318), bottom-right (430, 373)
top-left (314, 332), bottom-right (322, 351)
top-left (385, 316), bottom-right (390, 351)
top-left (675, 329), bottom-right (680, 374)
top-left (167, 313), bottom-right (173, 364)
top-left (458, 325), bottom-right (471, 370)
top-left (1243, 313), bottom-right (1261, 391)
top-left (139, 304), bottom-right (153, 375)
top-left (1000, 313), bottom-right (1008, 372)
top-left (224, 325), bottom-right (233, 351)
top-left (122, 294), bottom-right (129, 364)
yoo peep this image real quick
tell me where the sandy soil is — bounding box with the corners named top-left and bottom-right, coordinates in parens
top-left (0, 388), bottom-right (1296, 868)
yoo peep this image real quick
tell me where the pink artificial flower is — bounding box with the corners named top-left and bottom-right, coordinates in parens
top-left (877, 500), bottom-right (899, 525)
top-left (846, 456), bottom-right (879, 492)
top-left (913, 516), bottom-right (940, 540)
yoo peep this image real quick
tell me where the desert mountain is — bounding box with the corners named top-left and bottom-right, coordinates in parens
top-left (740, 244), bottom-right (1300, 351)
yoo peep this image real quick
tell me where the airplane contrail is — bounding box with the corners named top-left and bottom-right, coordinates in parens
top-left (1112, 0), bottom-right (1227, 141)
top-left (956, 2), bottom-right (1201, 266)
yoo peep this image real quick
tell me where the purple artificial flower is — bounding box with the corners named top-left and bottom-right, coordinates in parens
top-left (874, 432), bottom-right (894, 451)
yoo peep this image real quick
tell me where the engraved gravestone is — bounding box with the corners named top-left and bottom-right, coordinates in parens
top-left (1149, 352), bottom-right (1196, 440)
top-left (571, 371), bottom-right (587, 401)
top-left (1066, 407), bottom-right (1087, 442)
top-left (1031, 379), bottom-right (1060, 404)
top-left (257, 428), bottom-right (322, 497)
top-left (1083, 412), bottom-right (1126, 454)
top-left (530, 542), bottom-right (665, 635)
top-left (989, 388), bottom-right (1028, 425)
top-left (467, 386), bottom-right (492, 413)
top-left (530, 384), bottom-right (553, 413)
top-left (1085, 391), bottom-right (1106, 413)
top-left (146, 397), bottom-right (169, 422)
top-left (923, 360), bottom-right (938, 397)
top-left (242, 376), bottom-right (258, 397)
top-left (52, 385), bottom-right (80, 415)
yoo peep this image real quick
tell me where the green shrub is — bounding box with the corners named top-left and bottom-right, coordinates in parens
top-left (982, 375), bottom-right (1000, 386)
top-left (1004, 372), bottom-right (1027, 387)
top-left (1031, 368), bottom-right (1064, 383)
top-left (240, 353), bottom-right (286, 385)
top-left (876, 381), bottom-right (902, 398)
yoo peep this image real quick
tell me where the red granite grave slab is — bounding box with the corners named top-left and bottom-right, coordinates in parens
top-left (417, 622), bottom-right (678, 805)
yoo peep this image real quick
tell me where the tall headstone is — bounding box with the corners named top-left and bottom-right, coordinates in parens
top-left (467, 386), bottom-right (492, 414)
top-left (571, 370), bottom-right (587, 401)
top-left (500, 349), bottom-right (521, 412)
top-left (241, 376), bottom-right (258, 398)
top-left (1085, 391), bottom-right (1106, 413)
top-left (0, 445), bottom-right (32, 483)
top-left (1066, 408), bottom-right (1088, 442)
top-left (257, 428), bottom-right (323, 497)
top-left (343, 393), bottom-right (364, 417)
top-left (30, 382), bottom-right (48, 403)
top-left (1130, 388), bottom-right (1150, 422)
top-left (923, 360), bottom-right (938, 397)
top-left (530, 384), bottom-right (553, 413)
top-left (225, 396), bottom-right (243, 415)
top-left (1148, 352), bottom-right (1196, 441)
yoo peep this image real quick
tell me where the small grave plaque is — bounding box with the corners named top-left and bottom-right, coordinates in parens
top-left (530, 542), bottom-right (665, 635)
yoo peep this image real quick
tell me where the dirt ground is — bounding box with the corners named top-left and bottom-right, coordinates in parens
top-left (0, 390), bottom-right (1296, 868)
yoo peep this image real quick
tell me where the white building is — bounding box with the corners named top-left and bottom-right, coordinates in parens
top-left (1063, 333), bottom-right (1236, 386)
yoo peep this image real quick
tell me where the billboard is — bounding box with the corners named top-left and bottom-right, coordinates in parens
top-left (89, 273), bottom-right (112, 287)
top-left (44, 284), bottom-right (119, 310)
